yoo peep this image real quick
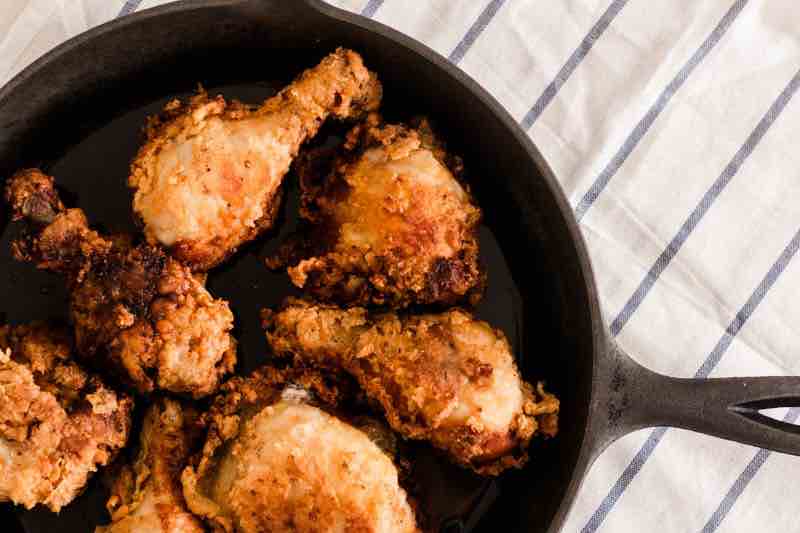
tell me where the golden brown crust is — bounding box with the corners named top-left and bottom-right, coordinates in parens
top-left (129, 48), bottom-right (382, 271)
top-left (0, 323), bottom-right (133, 511)
top-left (270, 114), bottom-right (484, 308)
top-left (5, 169), bottom-right (236, 398)
top-left (97, 398), bottom-right (204, 533)
top-left (264, 299), bottom-right (559, 475)
top-left (181, 366), bottom-right (420, 533)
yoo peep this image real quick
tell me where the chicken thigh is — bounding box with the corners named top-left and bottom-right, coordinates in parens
top-left (5, 169), bottom-right (236, 397)
top-left (269, 114), bottom-right (483, 307)
top-left (264, 298), bottom-right (559, 475)
top-left (181, 366), bottom-right (420, 533)
top-left (0, 322), bottom-right (133, 511)
top-left (97, 398), bottom-right (204, 533)
top-left (130, 48), bottom-right (382, 270)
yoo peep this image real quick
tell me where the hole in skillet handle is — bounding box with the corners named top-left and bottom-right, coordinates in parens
top-left (757, 407), bottom-right (800, 425)
top-left (730, 396), bottom-right (800, 432)
top-left (732, 396), bottom-right (800, 412)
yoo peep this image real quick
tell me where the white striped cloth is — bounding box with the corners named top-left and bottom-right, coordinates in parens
top-left (2, 1), bottom-right (799, 531)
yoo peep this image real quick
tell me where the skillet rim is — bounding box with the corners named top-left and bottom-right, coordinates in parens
top-left (0, 1), bottom-right (608, 530)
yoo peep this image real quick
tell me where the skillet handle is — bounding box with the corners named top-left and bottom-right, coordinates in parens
top-left (592, 342), bottom-right (800, 457)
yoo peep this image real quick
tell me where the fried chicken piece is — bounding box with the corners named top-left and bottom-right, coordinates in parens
top-left (129, 48), bottom-right (382, 271)
top-left (97, 398), bottom-right (204, 533)
top-left (182, 366), bottom-right (420, 533)
top-left (263, 299), bottom-right (559, 475)
top-left (5, 169), bottom-right (236, 398)
top-left (0, 322), bottom-right (133, 511)
top-left (269, 114), bottom-right (483, 307)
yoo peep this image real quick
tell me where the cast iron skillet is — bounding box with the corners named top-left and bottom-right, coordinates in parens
top-left (2, 1), bottom-right (800, 532)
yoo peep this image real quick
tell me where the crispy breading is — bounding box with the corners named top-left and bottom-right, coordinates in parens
top-left (181, 366), bottom-right (420, 533)
top-left (269, 114), bottom-right (483, 307)
top-left (97, 398), bottom-right (204, 533)
top-left (129, 48), bottom-right (382, 271)
top-left (5, 170), bottom-right (236, 398)
top-left (263, 298), bottom-right (559, 475)
top-left (0, 323), bottom-right (133, 511)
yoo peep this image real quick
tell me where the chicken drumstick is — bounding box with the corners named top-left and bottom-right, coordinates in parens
top-left (5, 169), bottom-right (236, 398)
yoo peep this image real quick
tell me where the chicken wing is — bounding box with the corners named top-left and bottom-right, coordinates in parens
top-left (130, 48), bottom-right (382, 270)
top-left (263, 299), bottom-right (559, 475)
top-left (97, 398), bottom-right (203, 533)
top-left (181, 366), bottom-right (420, 533)
top-left (5, 169), bottom-right (236, 397)
top-left (0, 322), bottom-right (133, 512)
top-left (268, 114), bottom-right (483, 307)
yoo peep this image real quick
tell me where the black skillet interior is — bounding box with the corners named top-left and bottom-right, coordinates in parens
top-left (0, 2), bottom-right (597, 531)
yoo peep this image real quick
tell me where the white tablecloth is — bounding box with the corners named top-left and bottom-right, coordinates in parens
top-left (3, 1), bottom-right (800, 531)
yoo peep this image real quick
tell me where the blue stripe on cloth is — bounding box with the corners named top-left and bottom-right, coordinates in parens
top-left (573, 0), bottom-right (750, 222)
top-left (581, 427), bottom-right (669, 533)
top-left (700, 408), bottom-right (800, 533)
top-left (448, 0), bottom-right (506, 64)
top-left (519, 0), bottom-right (629, 131)
top-left (608, 67), bottom-right (800, 337)
top-left (117, 0), bottom-right (143, 17)
top-left (361, 0), bottom-right (384, 18)
top-left (582, 226), bottom-right (800, 533)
